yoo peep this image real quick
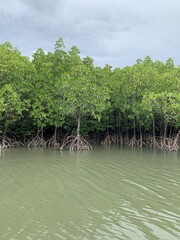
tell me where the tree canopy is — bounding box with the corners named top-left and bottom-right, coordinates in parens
top-left (0, 39), bottom-right (179, 150)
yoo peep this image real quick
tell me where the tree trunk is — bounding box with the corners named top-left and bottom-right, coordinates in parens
top-left (126, 121), bottom-right (129, 144)
top-left (54, 126), bottom-right (57, 137)
top-left (164, 122), bottom-right (168, 139)
top-left (169, 125), bottom-right (172, 138)
top-left (113, 110), bottom-right (117, 133)
top-left (164, 122), bottom-right (168, 145)
top-left (133, 118), bottom-right (136, 140)
top-left (41, 127), bottom-right (44, 139)
top-left (77, 113), bottom-right (81, 137)
top-left (152, 113), bottom-right (156, 147)
top-left (139, 123), bottom-right (142, 147)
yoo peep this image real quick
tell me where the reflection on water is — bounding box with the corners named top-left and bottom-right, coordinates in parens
top-left (0, 147), bottom-right (180, 239)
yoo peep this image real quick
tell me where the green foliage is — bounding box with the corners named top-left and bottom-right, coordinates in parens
top-left (61, 63), bottom-right (110, 120)
top-left (0, 39), bottom-right (179, 142)
top-left (0, 84), bottom-right (23, 130)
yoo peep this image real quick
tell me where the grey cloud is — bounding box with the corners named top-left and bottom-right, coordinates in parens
top-left (0, 0), bottom-right (180, 67)
top-left (19, 0), bottom-right (60, 14)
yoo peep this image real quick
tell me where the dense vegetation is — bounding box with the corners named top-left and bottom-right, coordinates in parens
top-left (0, 39), bottom-right (179, 150)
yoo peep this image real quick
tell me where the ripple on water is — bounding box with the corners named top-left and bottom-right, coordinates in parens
top-left (0, 147), bottom-right (180, 239)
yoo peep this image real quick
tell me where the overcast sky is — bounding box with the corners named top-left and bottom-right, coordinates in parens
top-left (1, 0), bottom-right (180, 67)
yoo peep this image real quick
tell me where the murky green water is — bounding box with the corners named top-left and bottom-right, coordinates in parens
top-left (0, 147), bottom-right (180, 240)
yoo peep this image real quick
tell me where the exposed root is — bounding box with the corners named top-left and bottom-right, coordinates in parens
top-left (147, 137), bottom-right (161, 148)
top-left (145, 134), bottom-right (180, 151)
top-left (101, 135), bottom-right (116, 145)
top-left (163, 132), bottom-right (180, 151)
top-left (101, 134), bottom-right (125, 145)
top-left (101, 135), bottom-right (146, 147)
top-left (129, 137), bottom-right (138, 147)
top-left (46, 127), bottom-right (60, 147)
top-left (60, 135), bottom-right (92, 151)
top-left (101, 134), bottom-right (180, 150)
top-left (128, 137), bottom-right (146, 147)
top-left (46, 134), bottom-right (60, 148)
top-left (27, 134), bottom-right (46, 148)
top-left (0, 135), bottom-right (24, 149)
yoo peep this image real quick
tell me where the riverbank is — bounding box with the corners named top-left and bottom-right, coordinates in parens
top-left (0, 131), bottom-right (179, 151)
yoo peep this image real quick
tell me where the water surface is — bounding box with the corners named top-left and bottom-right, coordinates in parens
top-left (0, 147), bottom-right (180, 239)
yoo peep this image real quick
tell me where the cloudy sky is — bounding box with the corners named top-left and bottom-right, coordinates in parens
top-left (0, 0), bottom-right (180, 67)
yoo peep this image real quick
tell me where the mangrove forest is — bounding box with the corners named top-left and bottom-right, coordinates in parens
top-left (0, 39), bottom-right (179, 151)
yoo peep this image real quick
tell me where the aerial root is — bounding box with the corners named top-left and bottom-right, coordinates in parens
top-left (101, 135), bottom-right (116, 145)
top-left (101, 135), bottom-right (146, 147)
top-left (60, 135), bottom-right (92, 151)
top-left (163, 132), bottom-right (180, 151)
top-left (27, 134), bottom-right (46, 148)
top-left (0, 135), bottom-right (24, 149)
top-left (101, 134), bottom-right (180, 151)
top-left (46, 134), bottom-right (60, 147)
